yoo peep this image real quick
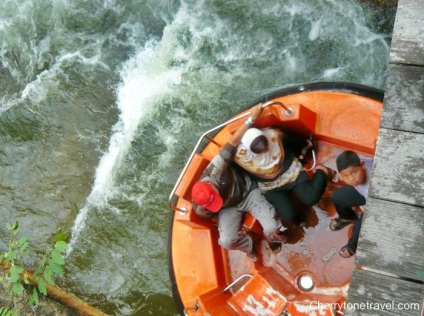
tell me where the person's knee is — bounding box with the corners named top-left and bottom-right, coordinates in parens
top-left (301, 195), bottom-right (320, 207)
top-left (218, 236), bottom-right (238, 249)
top-left (277, 207), bottom-right (298, 222)
top-left (262, 220), bottom-right (280, 236)
top-left (332, 188), bottom-right (346, 206)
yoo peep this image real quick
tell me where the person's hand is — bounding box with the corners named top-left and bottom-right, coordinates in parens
top-left (229, 103), bottom-right (263, 146)
top-left (249, 103), bottom-right (263, 120)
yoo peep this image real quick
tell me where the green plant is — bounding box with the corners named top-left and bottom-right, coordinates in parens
top-left (0, 220), bottom-right (68, 315)
top-left (0, 306), bottom-right (14, 316)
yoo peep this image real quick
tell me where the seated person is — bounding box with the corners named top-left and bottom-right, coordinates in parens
top-left (330, 150), bottom-right (373, 258)
top-left (191, 104), bottom-right (286, 262)
top-left (234, 126), bottom-right (337, 224)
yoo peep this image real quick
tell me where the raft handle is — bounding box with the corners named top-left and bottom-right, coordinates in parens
top-left (262, 100), bottom-right (293, 116)
top-left (305, 136), bottom-right (317, 172)
top-left (169, 195), bottom-right (188, 214)
top-left (223, 274), bottom-right (252, 293)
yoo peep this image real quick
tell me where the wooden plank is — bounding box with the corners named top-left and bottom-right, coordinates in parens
top-left (389, 0), bottom-right (424, 65)
top-left (355, 197), bottom-right (424, 281)
top-left (346, 269), bottom-right (424, 316)
top-left (381, 64), bottom-right (424, 133)
top-left (347, 1), bottom-right (424, 314)
top-left (369, 129), bottom-right (424, 207)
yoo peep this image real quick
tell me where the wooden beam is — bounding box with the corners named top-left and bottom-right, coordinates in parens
top-left (381, 64), bottom-right (424, 133)
top-left (389, 0), bottom-right (424, 65)
top-left (346, 269), bottom-right (424, 316)
top-left (356, 197), bottom-right (424, 281)
top-left (370, 129), bottom-right (424, 207)
top-left (347, 1), bottom-right (424, 313)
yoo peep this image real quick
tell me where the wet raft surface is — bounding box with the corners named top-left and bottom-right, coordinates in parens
top-left (346, 0), bottom-right (424, 314)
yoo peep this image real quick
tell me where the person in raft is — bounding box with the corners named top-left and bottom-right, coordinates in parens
top-left (330, 150), bottom-right (373, 258)
top-left (234, 126), bottom-right (338, 226)
top-left (191, 104), bottom-right (287, 262)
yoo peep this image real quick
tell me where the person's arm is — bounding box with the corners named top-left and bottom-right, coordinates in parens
top-left (192, 103), bottom-right (263, 216)
top-left (194, 204), bottom-right (215, 219)
top-left (228, 103), bottom-right (263, 147)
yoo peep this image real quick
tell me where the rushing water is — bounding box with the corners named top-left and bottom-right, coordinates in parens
top-left (0, 0), bottom-right (396, 315)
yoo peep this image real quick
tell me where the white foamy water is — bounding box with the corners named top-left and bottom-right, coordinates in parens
top-left (309, 18), bottom-right (322, 41)
top-left (67, 39), bottom-right (186, 252)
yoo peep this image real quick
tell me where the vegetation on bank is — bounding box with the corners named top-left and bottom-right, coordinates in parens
top-left (0, 220), bottom-right (68, 316)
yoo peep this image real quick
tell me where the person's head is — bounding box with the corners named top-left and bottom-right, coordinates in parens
top-left (191, 181), bottom-right (223, 212)
top-left (241, 128), bottom-right (268, 154)
top-left (336, 150), bottom-right (367, 186)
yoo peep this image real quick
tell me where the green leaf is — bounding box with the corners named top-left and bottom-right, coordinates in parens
top-left (18, 238), bottom-right (29, 254)
top-left (18, 236), bottom-right (28, 246)
top-left (4, 251), bottom-right (16, 266)
top-left (37, 278), bottom-right (47, 296)
top-left (48, 259), bottom-right (64, 276)
top-left (32, 286), bottom-right (40, 305)
top-left (12, 282), bottom-right (24, 295)
top-left (11, 220), bottom-right (19, 234)
top-left (54, 241), bottom-right (68, 253)
top-left (54, 231), bottom-right (69, 243)
top-left (10, 265), bottom-right (23, 282)
top-left (51, 249), bottom-right (65, 265)
top-left (43, 270), bottom-right (55, 285)
top-left (0, 306), bottom-right (14, 316)
top-left (10, 273), bottom-right (21, 283)
top-left (10, 265), bottom-right (24, 274)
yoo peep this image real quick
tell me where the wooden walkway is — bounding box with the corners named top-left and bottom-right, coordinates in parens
top-left (346, 0), bottom-right (424, 315)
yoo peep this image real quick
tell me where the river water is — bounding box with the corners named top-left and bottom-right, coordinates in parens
top-left (0, 0), bottom-right (396, 315)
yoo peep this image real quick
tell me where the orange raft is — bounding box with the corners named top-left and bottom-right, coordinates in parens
top-left (168, 82), bottom-right (383, 316)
